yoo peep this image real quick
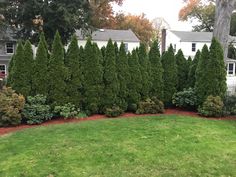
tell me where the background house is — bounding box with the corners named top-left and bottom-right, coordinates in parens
top-left (161, 29), bottom-right (236, 95)
top-left (76, 29), bottom-right (140, 52)
top-left (0, 28), bottom-right (17, 79)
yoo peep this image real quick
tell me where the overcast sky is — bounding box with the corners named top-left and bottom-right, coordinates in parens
top-left (113, 0), bottom-right (193, 31)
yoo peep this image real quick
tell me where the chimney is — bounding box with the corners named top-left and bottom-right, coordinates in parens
top-left (161, 29), bottom-right (166, 54)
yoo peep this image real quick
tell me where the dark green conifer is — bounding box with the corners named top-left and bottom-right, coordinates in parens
top-left (188, 50), bottom-right (200, 88)
top-left (138, 43), bottom-right (150, 99)
top-left (83, 39), bottom-right (103, 114)
top-left (127, 49), bottom-right (142, 108)
top-left (32, 33), bottom-right (49, 96)
top-left (149, 40), bottom-right (164, 99)
top-left (11, 41), bottom-right (34, 96)
top-left (47, 31), bottom-right (67, 106)
top-left (195, 45), bottom-right (210, 105)
top-left (7, 54), bottom-right (15, 86)
top-left (208, 38), bottom-right (227, 99)
top-left (65, 34), bottom-right (81, 107)
top-left (176, 49), bottom-right (188, 91)
top-left (102, 39), bottom-right (119, 110)
top-left (162, 45), bottom-right (177, 105)
top-left (116, 42), bottom-right (130, 110)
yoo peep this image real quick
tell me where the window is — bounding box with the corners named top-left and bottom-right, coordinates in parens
top-left (124, 43), bottom-right (128, 52)
top-left (227, 63), bottom-right (235, 75)
top-left (0, 64), bottom-right (6, 78)
top-left (192, 43), bottom-right (196, 52)
top-left (6, 42), bottom-right (14, 54)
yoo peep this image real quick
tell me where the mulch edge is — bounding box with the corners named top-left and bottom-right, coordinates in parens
top-left (0, 109), bottom-right (235, 136)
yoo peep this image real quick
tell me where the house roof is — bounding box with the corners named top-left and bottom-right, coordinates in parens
top-left (170, 30), bottom-right (213, 42)
top-left (76, 29), bottom-right (140, 43)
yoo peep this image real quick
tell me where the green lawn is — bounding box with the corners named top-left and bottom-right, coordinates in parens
top-left (0, 115), bottom-right (236, 177)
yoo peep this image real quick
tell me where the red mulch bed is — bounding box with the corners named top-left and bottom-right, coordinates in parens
top-left (0, 109), bottom-right (235, 136)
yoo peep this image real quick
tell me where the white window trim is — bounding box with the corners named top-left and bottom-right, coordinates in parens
top-left (227, 62), bottom-right (235, 76)
top-left (5, 42), bottom-right (14, 54)
top-left (0, 64), bottom-right (6, 77)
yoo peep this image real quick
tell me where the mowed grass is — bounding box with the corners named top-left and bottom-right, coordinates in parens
top-left (0, 115), bottom-right (236, 177)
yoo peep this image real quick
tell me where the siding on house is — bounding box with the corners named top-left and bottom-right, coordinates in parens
top-left (163, 29), bottom-right (236, 95)
top-left (76, 29), bottom-right (140, 52)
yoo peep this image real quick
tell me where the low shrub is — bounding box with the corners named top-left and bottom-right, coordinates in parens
top-left (54, 103), bottom-right (80, 119)
top-left (223, 95), bottom-right (236, 115)
top-left (198, 95), bottom-right (224, 117)
top-left (22, 95), bottom-right (52, 125)
top-left (172, 88), bottom-right (197, 110)
top-left (0, 87), bottom-right (25, 127)
top-left (127, 103), bottom-right (138, 112)
top-left (105, 106), bottom-right (124, 117)
top-left (136, 97), bottom-right (164, 114)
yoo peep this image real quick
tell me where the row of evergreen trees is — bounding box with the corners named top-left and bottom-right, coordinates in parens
top-left (7, 31), bottom-right (226, 114)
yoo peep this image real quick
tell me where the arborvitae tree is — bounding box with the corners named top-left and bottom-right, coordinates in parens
top-left (149, 40), bottom-right (164, 99)
top-left (83, 39), bottom-right (103, 114)
top-left (195, 45), bottom-right (210, 105)
top-left (116, 42), bottom-right (130, 110)
top-left (11, 41), bottom-right (33, 96)
top-left (7, 54), bottom-right (15, 86)
top-left (188, 50), bottom-right (200, 88)
top-left (47, 31), bottom-right (67, 106)
top-left (176, 49), bottom-right (188, 91)
top-left (40, 32), bottom-right (49, 57)
top-left (114, 41), bottom-right (119, 60)
top-left (208, 38), bottom-right (227, 99)
top-left (94, 43), bottom-right (104, 67)
top-left (138, 43), bottom-right (150, 99)
top-left (32, 33), bottom-right (49, 96)
top-left (23, 40), bottom-right (34, 95)
top-left (64, 34), bottom-right (81, 107)
top-left (162, 45), bottom-right (177, 105)
top-left (101, 46), bottom-right (106, 58)
top-left (102, 39), bottom-right (119, 110)
top-left (127, 50), bottom-right (142, 108)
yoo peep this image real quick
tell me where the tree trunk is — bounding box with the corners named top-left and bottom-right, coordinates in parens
top-left (213, 0), bottom-right (236, 60)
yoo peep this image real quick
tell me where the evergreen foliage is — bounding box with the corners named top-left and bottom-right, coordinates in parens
top-left (64, 34), bottom-right (81, 107)
top-left (149, 40), bottom-right (164, 99)
top-left (83, 39), bottom-right (103, 114)
top-left (162, 45), bottom-right (177, 105)
top-left (188, 50), bottom-right (200, 88)
top-left (116, 42), bottom-right (130, 110)
top-left (195, 45), bottom-right (210, 105)
top-left (47, 31), bottom-right (67, 106)
top-left (102, 39), bottom-right (119, 110)
top-left (207, 38), bottom-right (227, 99)
top-left (176, 49), bottom-right (188, 91)
top-left (127, 50), bottom-right (142, 108)
top-left (138, 43), bottom-right (150, 99)
top-left (7, 54), bottom-right (15, 86)
top-left (32, 33), bottom-right (49, 96)
top-left (11, 41), bottom-right (33, 96)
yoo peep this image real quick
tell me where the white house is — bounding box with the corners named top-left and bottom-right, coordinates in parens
top-left (76, 29), bottom-right (140, 52)
top-left (161, 29), bottom-right (236, 95)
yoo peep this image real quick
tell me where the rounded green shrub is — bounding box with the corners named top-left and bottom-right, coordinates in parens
top-left (0, 87), bottom-right (25, 127)
top-left (136, 97), bottom-right (164, 114)
top-left (172, 88), bottom-right (197, 110)
top-left (104, 106), bottom-right (124, 117)
top-left (198, 96), bottom-right (224, 117)
top-left (22, 95), bottom-right (52, 125)
top-left (223, 95), bottom-right (236, 115)
top-left (54, 103), bottom-right (80, 119)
